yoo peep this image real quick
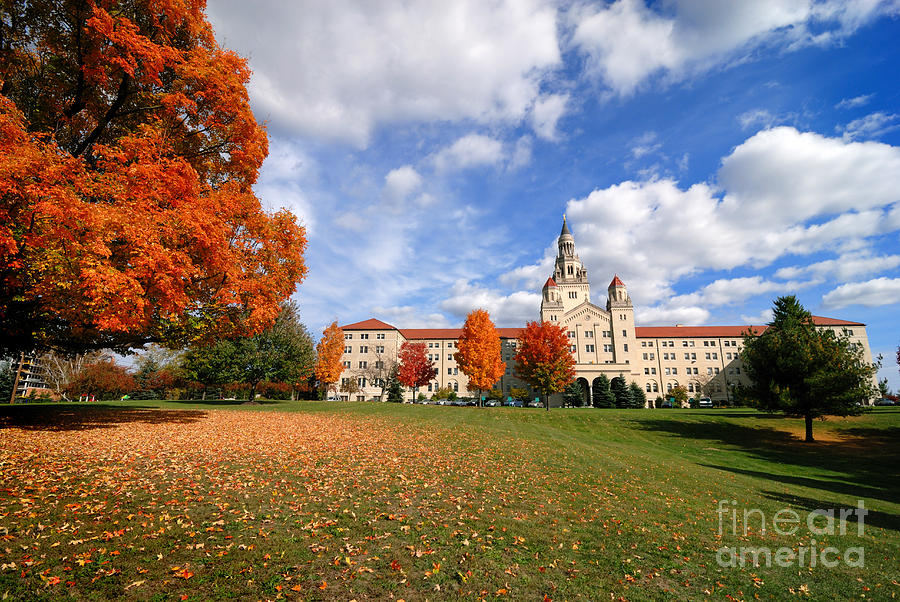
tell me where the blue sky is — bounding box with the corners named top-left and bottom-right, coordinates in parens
top-left (207, 0), bottom-right (900, 391)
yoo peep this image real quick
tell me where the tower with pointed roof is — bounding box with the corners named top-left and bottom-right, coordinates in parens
top-left (541, 216), bottom-right (591, 323)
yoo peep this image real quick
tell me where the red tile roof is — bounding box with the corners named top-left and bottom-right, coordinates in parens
top-left (341, 318), bottom-right (397, 330)
top-left (608, 274), bottom-right (624, 288)
top-left (543, 277), bottom-right (557, 288)
top-left (400, 327), bottom-right (524, 340)
top-left (635, 316), bottom-right (864, 339)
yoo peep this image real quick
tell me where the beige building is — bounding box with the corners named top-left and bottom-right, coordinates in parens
top-left (339, 218), bottom-right (875, 406)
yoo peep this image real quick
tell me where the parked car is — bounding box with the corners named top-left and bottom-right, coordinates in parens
top-left (503, 399), bottom-right (523, 407)
top-left (659, 400), bottom-right (674, 408)
top-left (875, 398), bottom-right (896, 406)
top-left (526, 400), bottom-right (543, 408)
top-left (483, 399), bottom-right (498, 407)
top-left (698, 397), bottom-right (713, 408)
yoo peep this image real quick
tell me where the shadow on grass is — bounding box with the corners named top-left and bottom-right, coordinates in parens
top-left (760, 491), bottom-right (900, 533)
top-left (0, 403), bottom-right (206, 431)
top-left (161, 399), bottom-right (285, 407)
top-left (630, 417), bottom-right (900, 506)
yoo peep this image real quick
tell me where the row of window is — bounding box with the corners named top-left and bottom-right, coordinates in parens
top-left (344, 345), bottom-right (387, 354)
top-left (345, 333), bottom-right (387, 340)
top-left (641, 339), bottom-right (742, 348)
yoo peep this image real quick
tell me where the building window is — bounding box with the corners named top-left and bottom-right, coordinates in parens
top-left (689, 341), bottom-right (695, 347)
top-left (688, 383), bottom-right (694, 392)
top-left (569, 291), bottom-right (577, 298)
top-left (585, 331), bottom-right (593, 338)
top-left (644, 368), bottom-right (650, 375)
top-left (342, 361), bottom-right (351, 368)
top-left (665, 367), bottom-right (671, 375)
top-left (651, 367), bottom-right (656, 375)
top-left (550, 315), bottom-right (557, 321)
top-left (672, 368), bottom-right (677, 375)
top-left (623, 344), bottom-right (628, 352)
top-left (714, 367), bottom-right (720, 374)
top-left (448, 354), bottom-right (453, 360)
top-left (682, 341), bottom-right (688, 347)
top-left (652, 383), bottom-right (658, 392)
top-left (360, 333), bottom-right (369, 339)
top-left (586, 344), bottom-right (595, 352)
top-left (358, 361), bottom-right (367, 369)
top-left (344, 346), bottom-right (352, 353)
top-left (691, 353), bottom-right (696, 360)
top-left (684, 353), bottom-right (690, 360)
top-left (376, 333), bottom-right (385, 339)
top-left (705, 353), bottom-right (711, 360)
top-left (345, 333), bottom-right (353, 339)
top-left (357, 377), bottom-right (367, 387)
top-left (375, 361), bottom-right (384, 369)
top-left (707, 367), bottom-right (713, 375)
top-left (603, 344), bottom-right (612, 352)
top-left (622, 330), bottom-right (627, 337)
top-left (360, 346), bottom-right (368, 353)
top-left (667, 383), bottom-right (673, 392)
top-left (643, 353), bottom-right (648, 360)
top-left (649, 353), bottom-right (655, 360)
top-left (570, 345), bottom-right (576, 352)
top-left (376, 345), bottom-right (385, 353)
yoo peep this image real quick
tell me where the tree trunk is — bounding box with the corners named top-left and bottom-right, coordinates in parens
top-left (248, 382), bottom-right (258, 402)
top-left (201, 389), bottom-right (207, 401)
top-left (805, 414), bottom-right (814, 442)
top-left (545, 392), bottom-right (549, 411)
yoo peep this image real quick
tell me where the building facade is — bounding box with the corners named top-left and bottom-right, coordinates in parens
top-left (339, 218), bottom-right (875, 405)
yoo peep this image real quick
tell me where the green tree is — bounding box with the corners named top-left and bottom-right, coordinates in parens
top-left (629, 381), bottom-right (647, 408)
top-left (563, 381), bottom-right (585, 407)
top-left (181, 340), bottom-right (240, 399)
top-left (670, 385), bottom-right (688, 408)
top-left (0, 357), bottom-right (14, 403)
top-left (386, 372), bottom-right (404, 403)
top-left (742, 296), bottom-right (877, 442)
top-left (591, 375), bottom-right (615, 408)
top-left (610, 376), bottom-right (630, 408)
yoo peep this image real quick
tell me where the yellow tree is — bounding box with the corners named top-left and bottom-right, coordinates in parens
top-left (455, 309), bottom-right (505, 406)
top-left (315, 322), bottom-right (344, 397)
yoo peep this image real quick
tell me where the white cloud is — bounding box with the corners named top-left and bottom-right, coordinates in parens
top-left (254, 138), bottom-right (316, 232)
top-left (740, 309), bottom-right (775, 325)
top-left (821, 277), bottom-right (900, 308)
top-left (504, 126), bottom-right (900, 316)
top-left (637, 305), bottom-right (710, 326)
top-left (370, 306), bottom-right (453, 329)
top-left (383, 165), bottom-right (423, 204)
top-left (440, 280), bottom-right (542, 326)
top-left (570, 0), bottom-right (897, 96)
top-left (510, 135), bottom-right (534, 170)
top-left (738, 109), bottom-right (776, 130)
top-left (835, 93), bottom-right (874, 109)
top-left (432, 133), bottom-right (506, 172)
top-left (840, 111), bottom-right (900, 141)
top-left (530, 93), bottom-right (569, 141)
top-left (630, 131), bottom-right (662, 158)
top-left (208, 0), bottom-right (562, 146)
top-left (774, 252), bottom-right (900, 281)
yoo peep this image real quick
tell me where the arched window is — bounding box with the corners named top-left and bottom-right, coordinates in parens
top-left (666, 383), bottom-right (672, 392)
top-left (653, 383), bottom-right (658, 392)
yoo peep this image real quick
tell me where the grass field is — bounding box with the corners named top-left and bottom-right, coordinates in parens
top-left (1, 401), bottom-right (897, 601)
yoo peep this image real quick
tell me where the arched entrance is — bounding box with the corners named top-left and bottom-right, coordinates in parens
top-left (576, 377), bottom-right (591, 407)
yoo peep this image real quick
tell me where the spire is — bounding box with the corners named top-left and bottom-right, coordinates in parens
top-left (543, 277), bottom-right (557, 288)
top-left (560, 214), bottom-right (571, 237)
top-left (608, 274), bottom-right (624, 289)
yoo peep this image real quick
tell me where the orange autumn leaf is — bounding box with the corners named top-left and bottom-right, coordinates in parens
top-left (514, 321), bottom-right (575, 401)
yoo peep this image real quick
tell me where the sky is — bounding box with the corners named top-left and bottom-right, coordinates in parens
top-left (206, 0), bottom-right (900, 391)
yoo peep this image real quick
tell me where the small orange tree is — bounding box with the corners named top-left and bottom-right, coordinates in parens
top-left (455, 309), bottom-right (505, 405)
top-left (315, 322), bottom-right (344, 397)
top-left (398, 341), bottom-right (436, 402)
top-left (514, 321), bottom-right (575, 411)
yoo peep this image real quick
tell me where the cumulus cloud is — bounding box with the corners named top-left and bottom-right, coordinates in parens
top-left (636, 305), bottom-right (710, 326)
top-left (740, 309), bottom-right (775, 325)
top-left (440, 280), bottom-right (542, 326)
top-left (432, 134), bottom-right (506, 172)
top-left (370, 306), bottom-right (453, 329)
top-left (774, 252), bottom-right (900, 281)
top-left (570, 0), bottom-right (897, 96)
top-left (503, 126), bottom-right (900, 319)
top-left (208, 0), bottom-right (562, 146)
top-left (821, 277), bottom-right (900, 308)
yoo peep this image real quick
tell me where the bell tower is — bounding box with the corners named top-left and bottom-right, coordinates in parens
top-left (547, 216), bottom-right (590, 315)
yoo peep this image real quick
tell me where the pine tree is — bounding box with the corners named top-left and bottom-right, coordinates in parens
top-left (628, 381), bottom-right (647, 408)
top-left (592, 374), bottom-right (616, 408)
top-left (610, 376), bottom-right (630, 408)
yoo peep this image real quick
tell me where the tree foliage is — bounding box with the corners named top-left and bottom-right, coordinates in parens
top-left (386, 372), bottom-right (404, 403)
top-left (314, 322), bottom-right (344, 394)
top-left (591, 375), bottom-right (615, 408)
top-left (610, 376), bottom-right (630, 409)
top-left (742, 296), bottom-right (877, 441)
top-left (455, 309), bottom-right (505, 398)
top-left (397, 341), bottom-right (435, 398)
top-left (563, 380), bottom-right (585, 407)
top-left (669, 385), bottom-right (688, 407)
top-left (629, 381), bottom-right (647, 408)
top-left (514, 321), bottom-right (575, 410)
top-left (0, 0), bottom-right (306, 354)
top-left (66, 358), bottom-right (135, 400)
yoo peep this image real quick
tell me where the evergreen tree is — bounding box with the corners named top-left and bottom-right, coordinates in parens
top-left (610, 376), bottom-right (630, 408)
top-left (386, 373), bottom-right (404, 403)
top-left (563, 381), bottom-right (585, 407)
top-left (592, 375), bottom-right (616, 408)
top-left (628, 381), bottom-right (647, 408)
top-left (742, 296), bottom-right (877, 441)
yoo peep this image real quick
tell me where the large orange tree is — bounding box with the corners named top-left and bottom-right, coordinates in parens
top-left (0, 0), bottom-right (306, 353)
top-left (314, 322), bottom-right (344, 397)
top-left (455, 309), bottom-right (505, 405)
top-left (397, 341), bottom-right (436, 402)
top-left (514, 320), bottom-right (576, 411)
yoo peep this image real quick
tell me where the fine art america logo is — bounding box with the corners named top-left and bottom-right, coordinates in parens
top-left (715, 500), bottom-right (868, 568)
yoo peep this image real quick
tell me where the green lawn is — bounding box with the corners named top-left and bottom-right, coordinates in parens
top-left (1, 401), bottom-right (897, 600)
